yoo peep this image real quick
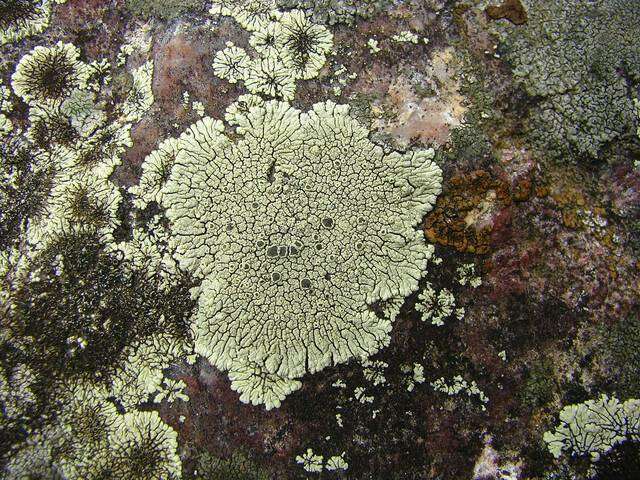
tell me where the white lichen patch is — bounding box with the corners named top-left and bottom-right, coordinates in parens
top-left (154, 378), bottom-right (190, 403)
top-left (107, 410), bottom-right (182, 479)
top-left (402, 363), bottom-right (425, 392)
top-left (0, 82), bottom-right (13, 136)
top-left (244, 54), bottom-right (297, 100)
top-left (326, 453), bottom-right (349, 471)
top-left (11, 42), bottom-right (89, 105)
top-left (544, 395), bottom-right (640, 462)
top-left (278, 9), bottom-right (333, 80)
top-left (192, 100), bottom-right (205, 117)
top-left (392, 30), bottom-right (419, 44)
top-left (115, 24), bottom-right (153, 66)
top-left (228, 361), bottom-right (303, 410)
top-left (456, 263), bottom-right (481, 288)
top-left (5, 382), bottom-right (181, 480)
top-left (296, 448), bottom-right (323, 473)
top-left (332, 379), bottom-right (346, 389)
top-left (211, 9), bottom-right (332, 101)
top-left (111, 332), bottom-right (191, 409)
top-left (431, 375), bottom-right (489, 411)
top-left (59, 89), bottom-right (107, 137)
top-left (109, 218), bottom-right (180, 291)
top-left (416, 283), bottom-right (456, 326)
top-left (130, 137), bottom-right (181, 209)
top-left (210, 0), bottom-right (278, 32)
top-left (367, 38), bottom-right (381, 54)
top-left (212, 42), bottom-right (252, 84)
top-left (354, 386), bottom-right (374, 404)
top-left (362, 359), bottom-right (388, 386)
top-left (26, 166), bottom-right (122, 249)
top-left (122, 60), bottom-right (155, 122)
top-left (379, 296), bottom-right (404, 322)
top-left (144, 99), bottom-right (441, 409)
top-left (224, 94), bottom-right (265, 126)
top-left (10, 41), bottom-right (158, 257)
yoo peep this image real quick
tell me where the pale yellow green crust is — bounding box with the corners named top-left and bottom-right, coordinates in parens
top-left (544, 395), bottom-right (640, 462)
top-left (138, 99), bottom-right (441, 409)
top-left (212, 8), bottom-right (332, 101)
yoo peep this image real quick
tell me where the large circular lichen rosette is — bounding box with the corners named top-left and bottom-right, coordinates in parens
top-left (153, 100), bottom-right (442, 409)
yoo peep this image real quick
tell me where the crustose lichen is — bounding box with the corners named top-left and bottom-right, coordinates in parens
top-left (137, 99), bottom-right (442, 409)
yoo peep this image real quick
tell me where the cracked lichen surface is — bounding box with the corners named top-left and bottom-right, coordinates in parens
top-left (149, 99), bottom-right (441, 408)
top-left (499, 0), bottom-right (640, 159)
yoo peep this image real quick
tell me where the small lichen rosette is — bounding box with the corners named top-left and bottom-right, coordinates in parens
top-left (157, 100), bottom-right (441, 409)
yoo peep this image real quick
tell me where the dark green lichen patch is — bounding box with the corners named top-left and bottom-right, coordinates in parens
top-left (0, 0), bottom-right (42, 32)
top-left (498, 0), bottom-right (640, 161)
top-left (0, 138), bottom-right (55, 250)
top-left (7, 232), bottom-right (193, 383)
top-left (125, 0), bottom-right (206, 20)
top-left (188, 450), bottom-right (270, 480)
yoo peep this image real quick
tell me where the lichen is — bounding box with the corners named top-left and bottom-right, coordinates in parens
top-left (11, 42), bottom-right (89, 105)
top-left (431, 375), bottom-right (489, 411)
top-left (211, 8), bottom-right (332, 101)
top-left (275, 0), bottom-right (394, 26)
top-left (3, 382), bottom-right (182, 480)
top-left (456, 263), bottom-right (481, 288)
top-left (402, 362), bottom-right (425, 392)
top-left (0, 82), bottom-right (13, 136)
top-left (296, 448), bottom-right (323, 473)
top-left (367, 38), bottom-right (380, 54)
top-left (544, 395), bottom-right (640, 462)
top-left (497, 0), bottom-right (640, 160)
top-left (392, 30), bottom-right (419, 44)
top-left (130, 137), bottom-right (181, 209)
top-left (210, 0), bottom-right (278, 32)
top-left (326, 452), bottom-right (349, 471)
top-left (224, 94), bottom-right (265, 125)
top-left (111, 331), bottom-right (191, 408)
top-left (0, 0), bottom-right (55, 46)
top-left (278, 9), bottom-right (333, 80)
top-left (362, 359), bottom-right (388, 386)
top-left (416, 283), bottom-right (457, 326)
top-left (140, 99), bottom-right (441, 408)
top-left (122, 60), bottom-right (155, 122)
top-left (212, 42), bottom-right (252, 85)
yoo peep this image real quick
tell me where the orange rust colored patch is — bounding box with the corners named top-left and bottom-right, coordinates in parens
top-left (424, 171), bottom-right (511, 254)
top-left (485, 0), bottom-right (528, 25)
